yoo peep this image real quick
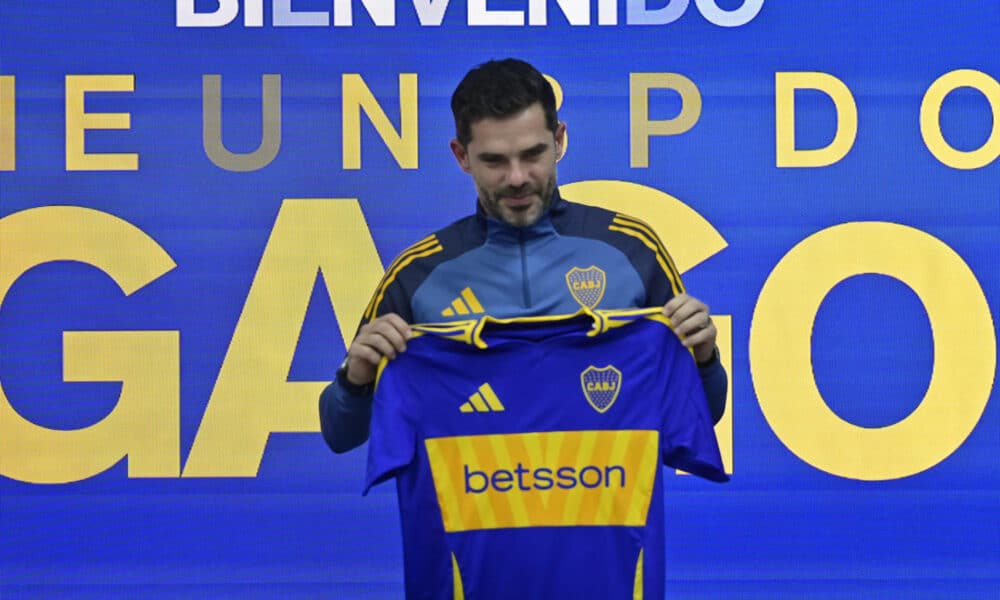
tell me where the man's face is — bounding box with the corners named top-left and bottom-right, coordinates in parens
top-left (451, 103), bottom-right (566, 228)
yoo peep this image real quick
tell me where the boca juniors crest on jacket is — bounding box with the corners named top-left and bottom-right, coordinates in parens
top-left (365, 308), bottom-right (728, 599)
top-left (359, 192), bottom-right (685, 324)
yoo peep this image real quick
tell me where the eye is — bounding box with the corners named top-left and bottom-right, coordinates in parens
top-left (521, 145), bottom-right (548, 161)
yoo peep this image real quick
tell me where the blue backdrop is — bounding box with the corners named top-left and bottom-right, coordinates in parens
top-left (1, 2), bottom-right (998, 598)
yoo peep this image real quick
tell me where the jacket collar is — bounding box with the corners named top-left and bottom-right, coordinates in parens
top-left (474, 189), bottom-right (567, 242)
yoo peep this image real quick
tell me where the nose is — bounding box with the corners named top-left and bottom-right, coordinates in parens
top-left (507, 160), bottom-right (527, 187)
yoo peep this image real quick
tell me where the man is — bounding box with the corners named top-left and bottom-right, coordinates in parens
top-left (320, 58), bottom-right (726, 455)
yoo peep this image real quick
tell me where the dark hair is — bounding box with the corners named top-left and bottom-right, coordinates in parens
top-left (450, 58), bottom-right (559, 146)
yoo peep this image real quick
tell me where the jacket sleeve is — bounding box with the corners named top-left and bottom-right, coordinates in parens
top-left (699, 357), bottom-right (728, 424)
top-left (319, 373), bottom-right (374, 454)
top-left (318, 263), bottom-right (415, 454)
top-left (613, 211), bottom-right (729, 424)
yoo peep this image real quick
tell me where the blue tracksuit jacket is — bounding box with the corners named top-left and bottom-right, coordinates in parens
top-left (319, 192), bottom-right (727, 453)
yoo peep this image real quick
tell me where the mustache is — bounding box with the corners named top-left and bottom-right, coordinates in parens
top-left (498, 185), bottom-right (536, 198)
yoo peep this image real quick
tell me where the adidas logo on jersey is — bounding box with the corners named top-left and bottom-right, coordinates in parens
top-left (460, 383), bottom-right (505, 413)
top-left (441, 287), bottom-right (485, 317)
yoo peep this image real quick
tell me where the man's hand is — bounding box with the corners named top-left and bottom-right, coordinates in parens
top-left (662, 294), bottom-right (717, 364)
top-left (344, 313), bottom-right (412, 386)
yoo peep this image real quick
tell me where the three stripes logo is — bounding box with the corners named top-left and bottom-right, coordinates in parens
top-left (441, 287), bottom-right (485, 317)
top-left (459, 383), bottom-right (505, 413)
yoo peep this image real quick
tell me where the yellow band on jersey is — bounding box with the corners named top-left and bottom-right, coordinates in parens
top-left (425, 430), bottom-right (659, 532)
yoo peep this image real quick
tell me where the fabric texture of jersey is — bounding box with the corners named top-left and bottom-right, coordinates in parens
top-left (366, 308), bottom-right (728, 600)
top-left (320, 193), bottom-right (728, 453)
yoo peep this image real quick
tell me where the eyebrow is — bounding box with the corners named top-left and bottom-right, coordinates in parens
top-left (521, 143), bottom-right (548, 157)
top-left (476, 143), bottom-right (549, 162)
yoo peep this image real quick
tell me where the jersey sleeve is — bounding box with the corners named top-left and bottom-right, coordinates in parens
top-left (363, 363), bottom-right (417, 494)
top-left (657, 336), bottom-right (729, 483)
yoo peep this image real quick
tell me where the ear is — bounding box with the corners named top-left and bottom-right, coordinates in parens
top-left (450, 139), bottom-right (471, 173)
top-left (554, 122), bottom-right (567, 161)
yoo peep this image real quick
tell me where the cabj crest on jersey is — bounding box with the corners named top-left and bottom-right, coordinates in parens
top-left (581, 364), bottom-right (622, 412)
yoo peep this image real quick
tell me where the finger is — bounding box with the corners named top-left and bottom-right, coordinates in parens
top-left (379, 313), bottom-right (413, 340)
top-left (348, 343), bottom-right (385, 371)
top-left (661, 294), bottom-right (689, 317)
top-left (681, 323), bottom-right (716, 348)
top-left (665, 297), bottom-right (709, 325)
top-left (672, 308), bottom-right (709, 336)
top-left (366, 320), bottom-right (410, 354)
top-left (358, 332), bottom-right (402, 360)
top-left (674, 299), bottom-right (708, 324)
top-left (676, 312), bottom-right (714, 340)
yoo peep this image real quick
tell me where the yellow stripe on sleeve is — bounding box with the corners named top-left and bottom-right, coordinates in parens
top-left (613, 214), bottom-right (684, 291)
top-left (363, 237), bottom-right (443, 321)
top-left (609, 219), bottom-right (684, 298)
top-left (361, 235), bottom-right (436, 319)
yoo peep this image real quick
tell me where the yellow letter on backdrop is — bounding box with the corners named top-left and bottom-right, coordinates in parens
top-left (920, 69), bottom-right (1000, 170)
top-left (0, 76), bottom-right (14, 171)
top-left (203, 74), bottom-right (283, 172)
top-left (65, 75), bottom-right (138, 171)
top-left (342, 73), bottom-right (418, 170)
top-left (630, 73), bottom-right (702, 168)
top-left (0, 207), bottom-right (178, 483)
top-left (775, 72), bottom-right (858, 168)
top-left (183, 199), bottom-right (385, 477)
top-left (750, 222), bottom-right (995, 480)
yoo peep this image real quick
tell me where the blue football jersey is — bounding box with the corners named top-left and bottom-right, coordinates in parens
top-left (365, 308), bottom-right (728, 599)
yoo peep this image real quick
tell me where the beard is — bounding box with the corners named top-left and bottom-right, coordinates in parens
top-left (478, 173), bottom-right (558, 228)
